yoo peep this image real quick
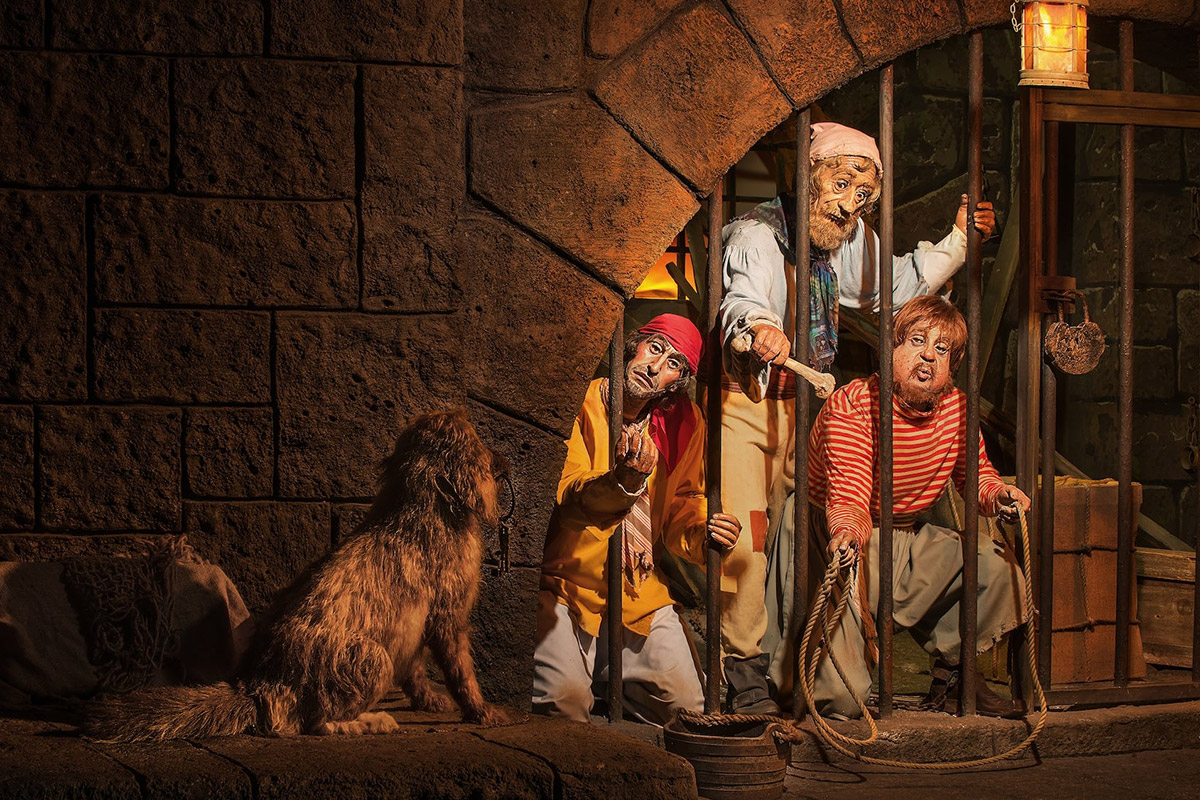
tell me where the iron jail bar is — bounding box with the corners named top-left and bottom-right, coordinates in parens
top-left (602, 176), bottom-right (725, 720)
top-left (606, 320), bottom-right (624, 722)
top-left (1114, 18), bottom-right (1135, 690)
top-left (705, 178), bottom-right (724, 715)
top-left (876, 61), bottom-right (897, 717)
top-left (791, 108), bottom-right (813, 718)
top-left (958, 30), bottom-right (986, 717)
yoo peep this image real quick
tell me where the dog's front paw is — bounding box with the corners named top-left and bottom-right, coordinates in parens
top-left (465, 704), bottom-right (508, 728)
top-left (317, 711), bottom-right (400, 736)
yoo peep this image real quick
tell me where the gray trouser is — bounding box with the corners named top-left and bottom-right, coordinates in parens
top-left (766, 503), bottom-right (1028, 718)
top-left (530, 591), bottom-right (704, 725)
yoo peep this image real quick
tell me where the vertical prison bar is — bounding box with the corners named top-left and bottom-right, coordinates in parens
top-left (877, 65), bottom-right (896, 718)
top-left (1195, 23), bottom-right (1200, 684)
top-left (705, 179), bottom-right (725, 714)
top-left (1195, 104), bottom-right (1200, 679)
top-left (1021, 85), bottom-right (1049, 683)
top-left (1195, 195), bottom-right (1200, 681)
top-left (1115, 20), bottom-right (1135, 688)
top-left (1038, 120), bottom-right (1061, 692)
top-left (606, 321), bottom-right (624, 721)
top-left (791, 108), bottom-right (813, 719)
top-left (957, 31), bottom-right (985, 715)
top-left (1017, 85), bottom-right (1044, 562)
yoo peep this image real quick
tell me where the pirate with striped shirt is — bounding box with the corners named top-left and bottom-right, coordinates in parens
top-left (807, 295), bottom-right (1031, 718)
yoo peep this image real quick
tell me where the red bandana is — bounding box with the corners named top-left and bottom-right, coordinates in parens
top-left (637, 314), bottom-right (702, 374)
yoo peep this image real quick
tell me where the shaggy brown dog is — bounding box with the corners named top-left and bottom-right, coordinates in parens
top-left (86, 410), bottom-right (508, 741)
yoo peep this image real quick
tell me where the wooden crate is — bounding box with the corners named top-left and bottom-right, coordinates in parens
top-left (1136, 548), bottom-right (1196, 669)
top-left (1053, 549), bottom-right (1119, 628)
top-left (1045, 478), bottom-right (1146, 684)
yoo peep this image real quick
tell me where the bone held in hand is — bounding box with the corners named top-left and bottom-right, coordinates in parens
top-left (731, 335), bottom-right (837, 399)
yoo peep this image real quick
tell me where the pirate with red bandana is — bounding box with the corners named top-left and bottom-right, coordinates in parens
top-left (533, 315), bottom-right (741, 724)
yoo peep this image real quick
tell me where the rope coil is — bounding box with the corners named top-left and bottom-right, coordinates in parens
top-left (681, 505), bottom-right (1048, 770)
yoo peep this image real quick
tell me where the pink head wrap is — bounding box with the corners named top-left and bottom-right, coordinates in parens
top-left (637, 314), bottom-right (702, 373)
top-left (810, 122), bottom-right (882, 175)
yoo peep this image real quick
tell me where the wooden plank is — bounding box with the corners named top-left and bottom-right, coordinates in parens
top-left (1137, 548), bottom-right (1196, 582)
top-left (1043, 88), bottom-right (1200, 112)
top-left (1135, 549), bottom-right (1195, 668)
top-left (1045, 682), bottom-right (1200, 705)
top-left (979, 191), bottom-right (1020, 381)
top-left (1139, 579), bottom-right (1195, 668)
top-left (1042, 103), bottom-right (1200, 129)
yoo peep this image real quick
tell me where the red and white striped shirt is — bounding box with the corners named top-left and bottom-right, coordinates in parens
top-left (808, 375), bottom-right (1006, 547)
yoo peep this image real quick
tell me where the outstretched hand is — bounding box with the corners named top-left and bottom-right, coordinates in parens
top-left (614, 428), bottom-right (657, 493)
top-left (747, 324), bottom-right (792, 366)
top-left (955, 194), bottom-right (997, 241)
top-left (706, 512), bottom-right (741, 549)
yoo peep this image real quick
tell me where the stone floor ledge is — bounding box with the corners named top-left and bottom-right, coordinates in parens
top-left (0, 703), bottom-right (697, 800)
top-left (783, 700), bottom-right (1200, 766)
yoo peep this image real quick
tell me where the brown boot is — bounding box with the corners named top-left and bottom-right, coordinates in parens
top-left (919, 659), bottom-right (1025, 719)
top-left (723, 654), bottom-right (781, 716)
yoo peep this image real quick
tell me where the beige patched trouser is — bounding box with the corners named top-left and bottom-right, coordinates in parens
top-left (530, 591), bottom-right (704, 725)
top-left (717, 389), bottom-right (795, 660)
top-left (774, 510), bottom-right (1029, 719)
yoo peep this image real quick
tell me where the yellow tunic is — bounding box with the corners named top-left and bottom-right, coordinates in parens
top-left (540, 379), bottom-right (709, 637)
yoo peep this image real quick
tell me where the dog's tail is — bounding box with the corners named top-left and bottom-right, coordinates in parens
top-left (84, 683), bottom-right (257, 742)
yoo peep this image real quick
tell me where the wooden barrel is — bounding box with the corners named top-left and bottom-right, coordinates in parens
top-left (663, 714), bottom-right (790, 800)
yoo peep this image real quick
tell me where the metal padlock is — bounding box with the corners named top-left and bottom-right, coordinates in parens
top-left (1044, 291), bottom-right (1105, 375)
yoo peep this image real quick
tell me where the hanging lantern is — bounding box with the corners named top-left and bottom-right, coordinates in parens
top-left (1013, 0), bottom-right (1089, 89)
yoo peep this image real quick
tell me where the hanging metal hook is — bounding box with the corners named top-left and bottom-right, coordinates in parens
top-left (495, 473), bottom-right (516, 575)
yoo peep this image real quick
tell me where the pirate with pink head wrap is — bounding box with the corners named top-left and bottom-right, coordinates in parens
top-left (713, 121), bottom-right (999, 715)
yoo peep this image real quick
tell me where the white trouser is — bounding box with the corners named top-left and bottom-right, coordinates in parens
top-left (531, 590), bottom-right (704, 724)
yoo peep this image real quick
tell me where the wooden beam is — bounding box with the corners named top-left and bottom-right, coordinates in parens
top-left (1044, 88), bottom-right (1200, 112)
top-left (1043, 105), bottom-right (1200, 129)
top-left (979, 184), bottom-right (1020, 381)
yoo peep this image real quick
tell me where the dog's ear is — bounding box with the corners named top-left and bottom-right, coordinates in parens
top-left (426, 411), bottom-right (490, 515)
top-left (444, 442), bottom-right (488, 513)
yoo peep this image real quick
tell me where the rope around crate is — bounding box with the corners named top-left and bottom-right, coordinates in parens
top-left (680, 506), bottom-right (1048, 770)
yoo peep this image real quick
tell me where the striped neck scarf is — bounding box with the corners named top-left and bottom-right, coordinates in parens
top-left (600, 381), bottom-right (656, 595)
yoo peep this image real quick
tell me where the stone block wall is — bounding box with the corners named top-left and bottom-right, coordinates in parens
top-left (1, 0), bottom-right (1194, 706)
top-left (0, 0), bottom-right (603, 706)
